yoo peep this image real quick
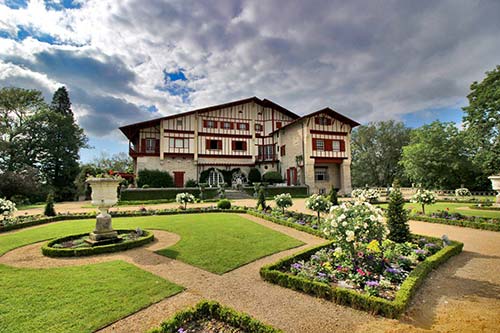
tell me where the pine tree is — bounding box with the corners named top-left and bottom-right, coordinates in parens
top-left (386, 187), bottom-right (411, 243)
top-left (328, 186), bottom-right (339, 206)
top-left (51, 86), bottom-right (73, 117)
top-left (44, 193), bottom-right (56, 216)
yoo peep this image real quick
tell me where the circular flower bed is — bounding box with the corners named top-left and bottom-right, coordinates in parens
top-left (42, 229), bottom-right (154, 257)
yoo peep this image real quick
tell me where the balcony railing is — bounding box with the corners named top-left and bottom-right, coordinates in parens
top-left (256, 153), bottom-right (276, 161)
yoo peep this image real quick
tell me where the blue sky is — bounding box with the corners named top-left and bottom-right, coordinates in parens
top-left (1, 0), bottom-right (499, 163)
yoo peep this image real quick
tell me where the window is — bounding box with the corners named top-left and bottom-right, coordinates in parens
top-left (145, 138), bottom-right (156, 152)
top-left (314, 168), bottom-right (328, 181)
top-left (332, 140), bottom-right (340, 151)
top-left (237, 122), bottom-right (249, 130)
top-left (276, 121), bottom-right (282, 129)
top-left (207, 139), bottom-right (222, 150)
top-left (255, 123), bottom-right (263, 131)
top-left (204, 120), bottom-right (216, 128)
top-left (222, 121), bottom-right (232, 129)
top-left (169, 138), bottom-right (189, 149)
top-left (232, 140), bottom-right (246, 151)
top-left (176, 119), bottom-right (183, 127)
top-left (315, 139), bottom-right (325, 151)
top-left (316, 116), bottom-right (331, 125)
top-left (280, 145), bottom-right (286, 156)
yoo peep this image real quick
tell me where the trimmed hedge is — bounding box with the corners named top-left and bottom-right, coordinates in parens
top-left (243, 186), bottom-right (308, 198)
top-left (411, 215), bottom-right (500, 232)
top-left (247, 209), bottom-right (324, 238)
top-left (137, 169), bottom-right (174, 188)
top-left (42, 229), bottom-right (155, 257)
top-left (149, 300), bottom-right (282, 333)
top-left (120, 188), bottom-right (218, 201)
top-left (260, 237), bottom-right (463, 318)
top-left (469, 205), bottom-right (500, 211)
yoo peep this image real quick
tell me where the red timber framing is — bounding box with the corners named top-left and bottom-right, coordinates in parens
top-left (286, 167), bottom-right (297, 185)
top-left (312, 138), bottom-right (346, 151)
top-left (313, 157), bottom-right (345, 164)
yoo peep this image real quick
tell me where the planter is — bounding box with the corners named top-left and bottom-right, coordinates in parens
top-left (488, 175), bottom-right (500, 207)
top-left (86, 177), bottom-right (122, 244)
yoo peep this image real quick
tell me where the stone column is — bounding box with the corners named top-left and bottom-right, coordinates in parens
top-left (339, 160), bottom-right (352, 195)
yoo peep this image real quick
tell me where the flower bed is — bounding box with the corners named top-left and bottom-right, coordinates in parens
top-left (246, 209), bottom-right (324, 238)
top-left (42, 229), bottom-right (155, 257)
top-left (149, 300), bottom-right (281, 333)
top-left (469, 204), bottom-right (500, 211)
top-left (411, 211), bottom-right (500, 232)
top-left (260, 237), bottom-right (463, 318)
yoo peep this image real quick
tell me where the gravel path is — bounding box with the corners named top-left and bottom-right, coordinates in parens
top-left (4, 210), bottom-right (500, 332)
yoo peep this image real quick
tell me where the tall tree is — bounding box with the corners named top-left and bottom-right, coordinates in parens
top-left (0, 87), bottom-right (45, 172)
top-left (351, 120), bottom-right (411, 187)
top-left (91, 152), bottom-right (133, 172)
top-left (400, 121), bottom-right (480, 189)
top-left (31, 87), bottom-right (88, 200)
top-left (462, 65), bottom-right (500, 176)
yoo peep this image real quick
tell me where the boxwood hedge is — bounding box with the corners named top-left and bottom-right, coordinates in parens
top-left (120, 188), bottom-right (218, 201)
top-left (411, 215), bottom-right (500, 232)
top-left (242, 186), bottom-right (308, 198)
top-left (42, 229), bottom-right (155, 257)
top-left (260, 237), bottom-right (463, 318)
top-left (149, 300), bottom-right (282, 333)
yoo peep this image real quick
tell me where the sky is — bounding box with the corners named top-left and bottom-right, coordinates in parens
top-left (0, 0), bottom-right (499, 162)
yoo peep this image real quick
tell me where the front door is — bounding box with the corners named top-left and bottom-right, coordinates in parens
top-left (173, 172), bottom-right (184, 188)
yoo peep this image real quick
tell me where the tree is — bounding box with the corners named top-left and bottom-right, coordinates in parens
top-left (0, 167), bottom-right (45, 202)
top-left (50, 86), bottom-right (72, 117)
top-left (462, 65), bottom-right (500, 176)
top-left (90, 152), bottom-right (133, 173)
top-left (328, 186), bottom-right (339, 206)
top-left (410, 189), bottom-right (436, 215)
top-left (351, 121), bottom-right (411, 187)
top-left (386, 187), bottom-right (410, 243)
top-left (274, 193), bottom-right (293, 214)
top-left (305, 194), bottom-right (332, 225)
top-left (248, 168), bottom-right (261, 184)
top-left (400, 121), bottom-right (479, 189)
top-left (0, 87), bottom-right (45, 172)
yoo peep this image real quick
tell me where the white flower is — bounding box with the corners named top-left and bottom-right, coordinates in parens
top-left (330, 220), bottom-right (338, 227)
top-left (338, 214), bottom-right (346, 221)
top-left (342, 221), bottom-right (348, 227)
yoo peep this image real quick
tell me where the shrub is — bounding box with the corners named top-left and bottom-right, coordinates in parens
top-left (198, 183), bottom-right (207, 200)
top-left (411, 189), bottom-right (436, 214)
top-left (137, 169), bottom-right (174, 188)
top-left (175, 193), bottom-right (195, 209)
top-left (44, 193), bottom-right (56, 217)
top-left (120, 188), bottom-right (218, 201)
top-left (351, 188), bottom-right (380, 203)
top-left (386, 188), bottom-right (410, 243)
top-left (248, 168), bottom-right (262, 184)
top-left (305, 194), bottom-right (331, 224)
top-left (185, 179), bottom-right (197, 187)
top-left (262, 171), bottom-right (283, 184)
top-left (0, 198), bottom-right (17, 219)
top-left (256, 188), bottom-right (266, 210)
top-left (274, 193), bottom-right (293, 213)
top-left (328, 186), bottom-right (339, 206)
top-left (217, 199), bottom-right (231, 209)
top-left (455, 188), bottom-right (471, 196)
top-left (322, 201), bottom-right (386, 255)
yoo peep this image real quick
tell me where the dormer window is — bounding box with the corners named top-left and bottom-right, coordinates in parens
top-left (255, 123), bottom-right (263, 131)
top-left (315, 116), bottom-right (331, 125)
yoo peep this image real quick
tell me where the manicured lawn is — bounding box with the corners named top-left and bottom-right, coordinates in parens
top-left (377, 202), bottom-right (500, 219)
top-left (0, 261), bottom-right (183, 333)
top-left (0, 213), bottom-right (303, 273)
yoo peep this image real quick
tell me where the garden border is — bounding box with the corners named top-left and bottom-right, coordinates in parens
top-left (411, 215), bottom-right (500, 232)
top-left (469, 205), bottom-right (500, 211)
top-left (149, 300), bottom-right (282, 333)
top-left (42, 229), bottom-right (155, 257)
top-left (259, 237), bottom-right (463, 318)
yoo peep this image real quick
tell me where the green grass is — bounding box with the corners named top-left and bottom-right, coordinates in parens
top-left (377, 202), bottom-right (500, 219)
top-left (0, 261), bottom-right (183, 333)
top-left (0, 213), bottom-right (303, 273)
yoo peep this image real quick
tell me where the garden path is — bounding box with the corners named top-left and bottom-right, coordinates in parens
top-left (2, 214), bottom-right (500, 332)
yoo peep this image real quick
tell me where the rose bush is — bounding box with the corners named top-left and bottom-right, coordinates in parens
top-left (351, 189), bottom-right (380, 203)
top-left (305, 194), bottom-right (332, 224)
top-left (411, 189), bottom-right (436, 214)
top-left (175, 193), bottom-right (195, 209)
top-left (0, 198), bottom-right (17, 219)
top-left (274, 193), bottom-right (293, 213)
top-left (455, 188), bottom-right (471, 197)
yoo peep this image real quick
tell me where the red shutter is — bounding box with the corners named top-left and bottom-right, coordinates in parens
top-left (276, 121), bottom-right (282, 129)
top-left (340, 140), bottom-right (346, 152)
top-left (315, 117), bottom-right (320, 125)
top-left (203, 120), bottom-right (207, 128)
top-left (325, 140), bottom-right (333, 151)
top-left (231, 141), bottom-right (236, 150)
top-left (286, 169), bottom-right (291, 186)
top-left (312, 138), bottom-right (317, 150)
top-left (155, 139), bottom-right (160, 152)
top-left (230, 122), bottom-right (234, 129)
top-left (217, 140), bottom-right (222, 150)
top-left (141, 139), bottom-right (146, 153)
top-left (206, 139), bottom-right (210, 149)
top-left (243, 141), bottom-right (247, 150)
top-left (214, 121), bottom-right (218, 128)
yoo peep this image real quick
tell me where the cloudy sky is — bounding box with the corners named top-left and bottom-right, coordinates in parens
top-left (1, 0), bottom-right (499, 162)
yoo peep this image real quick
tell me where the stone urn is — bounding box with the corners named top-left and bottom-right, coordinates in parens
top-left (86, 177), bottom-right (121, 245)
top-left (488, 175), bottom-right (500, 207)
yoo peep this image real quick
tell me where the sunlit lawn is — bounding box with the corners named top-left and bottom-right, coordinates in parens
top-left (377, 202), bottom-right (500, 219)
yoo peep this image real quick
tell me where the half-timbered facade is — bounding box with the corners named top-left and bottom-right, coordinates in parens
top-left (119, 97), bottom-right (359, 194)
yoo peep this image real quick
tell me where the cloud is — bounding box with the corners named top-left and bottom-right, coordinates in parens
top-left (0, 0), bottom-right (499, 151)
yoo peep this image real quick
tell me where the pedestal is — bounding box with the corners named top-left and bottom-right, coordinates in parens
top-left (494, 193), bottom-right (500, 207)
top-left (86, 207), bottom-right (119, 246)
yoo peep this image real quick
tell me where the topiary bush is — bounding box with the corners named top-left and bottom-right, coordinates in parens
top-left (216, 199), bottom-right (231, 209)
top-left (248, 168), bottom-right (262, 184)
top-left (256, 188), bottom-right (266, 210)
top-left (137, 169), bottom-right (174, 188)
top-left (386, 187), bottom-right (410, 243)
top-left (328, 186), bottom-right (339, 206)
top-left (44, 193), bottom-right (56, 217)
top-left (262, 171), bottom-right (283, 184)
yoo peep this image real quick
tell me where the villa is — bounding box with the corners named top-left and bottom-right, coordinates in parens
top-left (119, 97), bottom-right (359, 194)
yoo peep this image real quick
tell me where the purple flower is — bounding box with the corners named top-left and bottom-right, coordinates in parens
top-left (386, 267), bottom-right (400, 274)
top-left (366, 280), bottom-right (379, 287)
top-left (178, 328), bottom-right (186, 333)
top-left (424, 243), bottom-right (436, 248)
top-left (414, 249), bottom-right (426, 254)
top-left (311, 255), bottom-right (320, 260)
top-left (317, 272), bottom-right (327, 278)
top-left (291, 263), bottom-right (302, 270)
top-left (297, 220), bottom-right (306, 225)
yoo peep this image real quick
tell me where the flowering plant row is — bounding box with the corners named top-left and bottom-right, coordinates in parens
top-left (0, 198), bottom-right (17, 218)
top-left (176, 192), bottom-right (196, 209)
top-left (351, 189), bottom-right (380, 203)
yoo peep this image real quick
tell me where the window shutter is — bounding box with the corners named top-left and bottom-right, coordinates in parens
top-left (214, 121), bottom-right (218, 129)
top-left (205, 139), bottom-right (210, 149)
top-left (217, 140), bottom-right (222, 150)
top-left (243, 141), bottom-right (247, 150)
top-left (315, 117), bottom-right (320, 125)
top-left (231, 141), bottom-right (236, 150)
top-left (340, 140), bottom-right (346, 152)
top-left (325, 140), bottom-right (333, 151)
top-left (312, 138), bottom-right (317, 150)
top-left (276, 121), bottom-right (282, 128)
top-left (326, 118), bottom-right (332, 125)
top-left (203, 120), bottom-right (207, 128)
top-left (141, 139), bottom-right (146, 152)
top-left (230, 122), bottom-right (234, 129)
top-left (155, 139), bottom-right (160, 152)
